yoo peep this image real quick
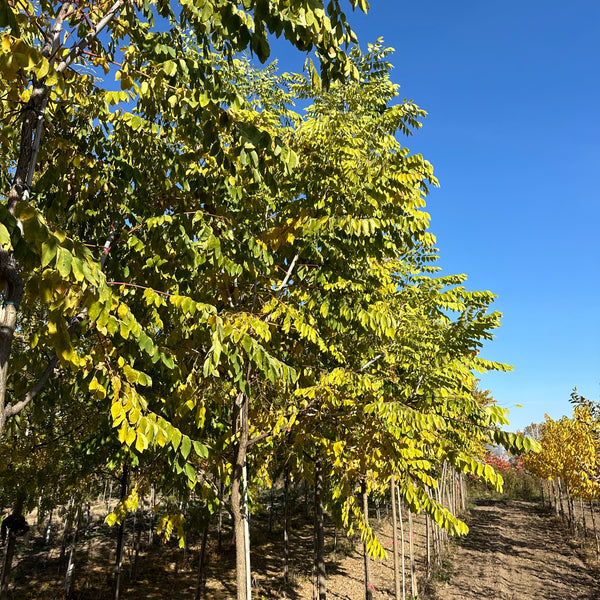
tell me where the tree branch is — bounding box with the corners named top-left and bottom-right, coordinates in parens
top-left (4, 355), bottom-right (58, 418)
top-left (276, 252), bottom-right (299, 294)
top-left (58, 0), bottom-right (127, 74)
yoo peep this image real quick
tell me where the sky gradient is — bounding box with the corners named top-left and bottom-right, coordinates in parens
top-left (272, 0), bottom-right (600, 431)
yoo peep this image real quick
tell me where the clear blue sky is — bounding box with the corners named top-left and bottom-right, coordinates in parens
top-left (271, 0), bottom-right (600, 431)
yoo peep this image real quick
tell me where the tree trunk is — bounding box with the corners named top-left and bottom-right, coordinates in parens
top-left (217, 480), bottom-right (223, 554)
top-left (243, 462), bottom-right (251, 599)
top-left (425, 506), bottom-right (431, 579)
top-left (314, 452), bottom-right (327, 600)
top-left (45, 509), bottom-right (53, 545)
top-left (305, 479), bottom-right (309, 519)
top-left (408, 505), bottom-right (417, 599)
top-left (283, 470), bottom-right (289, 584)
top-left (390, 475), bottom-right (401, 600)
top-left (556, 479), bottom-right (566, 521)
top-left (580, 498), bottom-right (587, 538)
top-left (551, 480), bottom-right (559, 516)
top-left (0, 497), bottom-right (25, 600)
top-left (269, 485), bottom-right (274, 535)
top-left (539, 479), bottom-right (545, 507)
top-left (589, 500), bottom-right (599, 559)
top-left (361, 480), bottom-right (373, 600)
top-left (564, 483), bottom-right (575, 532)
top-left (397, 491), bottom-right (406, 600)
top-left (113, 462), bottom-right (129, 600)
top-left (59, 498), bottom-right (75, 575)
top-left (0, 531), bottom-right (16, 600)
top-left (231, 393), bottom-right (251, 600)
top-left (194, 519), bottom-right (210, 600)
top-left (64, 505), bottom-right (82, 598)
top-left (148, 485), bottom-right (155, 546)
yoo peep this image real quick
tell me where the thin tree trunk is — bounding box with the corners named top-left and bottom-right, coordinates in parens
top-left (269, 485), bottom-right (274, 535)
top-left (243, 462), bottom-right (251, 599)
top-left (0, 498), bottom-right (25, 600)
top-left (556, 479), bottom-right (566, 521)
top-left (45, 509), bottom-right (53, 545)
top-left (59, 498), bottom-right (75, 575)
top-left (408, 506), bottom-right (417, 599)
top-left (305, 479), bottom-right (309, 519)
top-left (217, 480), bottom-right (223, 554)
top-left (397, 491), bottom-right (406, 600)
top-left (564, 484), bottom-right (575, 532)
top-left (64, 505), bottom-right (82, 597)
top-left (231, 393), bottom-right (251, 600)
top-left (283, 470), bottom-right (289, 584)
top-left (194, 519), bottom-right (210, 600)
top-left (314, 452), bottom-right (327, 600)
top-left (589, 500), bottom-right (599, 559)
top-left (0, 531), bottom-right (16, 600)
top-left (551, 480), bottom-right (559, 516)
top-left (390, 475), bottom-right (401, 600)
top-left (540, 479), bottom-right (545, 507)
top-left (361, 480), bottom-right (373, 600)
top-left (113, 462), bottom-right (129, 600)
top-left (425, 507), bottom-right (431, 579)
top-left (148, 485), bottom-right (155, 546)
top-left (133, 496), bottom-right (142, 577)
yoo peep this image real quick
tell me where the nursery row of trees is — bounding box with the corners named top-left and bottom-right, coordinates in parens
top-left (523, 391), bottom-right (600, 552)
top-left (0, 0), bottom-right (534, 598)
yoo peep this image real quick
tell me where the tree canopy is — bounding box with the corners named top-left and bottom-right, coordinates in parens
top-left (0, 2), bottom-right (537, 598)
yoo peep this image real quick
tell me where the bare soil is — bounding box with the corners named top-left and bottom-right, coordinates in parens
top-left (428, 499), bottom-right (600, 600)
top-left (5, 498), bottom-right (600, 599)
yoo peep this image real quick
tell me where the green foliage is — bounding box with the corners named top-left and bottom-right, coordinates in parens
top-left (0, 0), bottom-right (523, 575)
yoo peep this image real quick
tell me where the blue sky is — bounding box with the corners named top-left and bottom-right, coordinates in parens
top-left (271, 0), bottom-right (600, 431)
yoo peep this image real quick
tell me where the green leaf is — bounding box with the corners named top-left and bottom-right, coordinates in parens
top-left (193, 441), bottom-right (209, 458)
top-left (184, 462), bottom-right (195, 482)
top-left (180, 435), bottom-right (191, 459)
top-left (170, 426), bottom-right (182, 452)
top-left (55, 246), bottom-right (72, 278)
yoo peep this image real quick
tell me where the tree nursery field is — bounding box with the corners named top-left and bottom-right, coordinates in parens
top-left (1, 1), bottom-right (599, 600)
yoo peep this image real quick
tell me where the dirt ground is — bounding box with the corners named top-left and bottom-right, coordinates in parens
top-left (429, 499), bottom-right (600, 600)
top-left (5, 497), bottom-right (600, 599)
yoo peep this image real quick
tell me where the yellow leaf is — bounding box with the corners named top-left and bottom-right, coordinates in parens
top-left (135, 432), bottom-right (148, 452)
top-left (125, 428), bottom-right (136, 446)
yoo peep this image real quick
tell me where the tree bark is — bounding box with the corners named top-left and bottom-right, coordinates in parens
top-left (314, 452), bottom-right (326, 600)
top-left (390, 475), bottom-right (401, 600)
top-left (408, 505), bottom-right (417, 599)
top-left (113, 462), bottom-right (129, 600)
top-left (59, 497), bottom-right (75, 575)
top-left (580, 498), bottom-right (587, 538)
top-left (231, 393), bottom-right (251, 600)
top-left (361, 480), bottom-right (373, 600)
top-left (283, 470), bottom-right (289, 584)
top-left (217, 479), bottom-right (223, 554)
top-left (64, 505), bottom-right (82, 598)
top-left (0, 497), bottom-right (25, 600)
top-left (194, 518), bottom-right (210, 600)
top-left (589, 500), bottom-right (599, 559)
top-left (397, 490), bottom-right (406, 600)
